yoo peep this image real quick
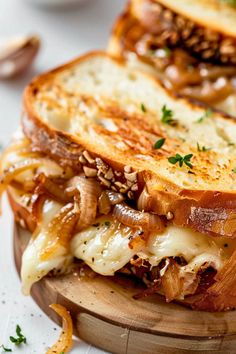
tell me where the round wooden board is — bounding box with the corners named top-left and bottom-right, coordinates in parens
top-left (14, 224), bottom-right (236, 354)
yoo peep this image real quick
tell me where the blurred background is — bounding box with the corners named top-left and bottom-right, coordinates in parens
top-left (0, 0), bottom-right (126, 147)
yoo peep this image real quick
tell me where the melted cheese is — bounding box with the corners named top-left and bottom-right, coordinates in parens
top-left (21, 200), bottom-right (73, 295)
top-left (8, 134), bottom-right (236, 294)
top-left (71, 217), bottom-right (236, 276)
top-left (71, 216), bottom-right (142, 275)
top-left (143, 227), bottom-right (235, 272)
top-left (20, 200), bottom-right (236, 294)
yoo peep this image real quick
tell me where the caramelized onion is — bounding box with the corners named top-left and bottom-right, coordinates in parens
top-left (106, 190), bottom-right (124, 205)
top-left (35, 173), bottom-right (72, 203)
top-left (98, 191), bottom-right (111, 215)
top-left (142, 43), bottom-right (236, 104)
top-left (0, 157), bottom-right (65, 195)
top-left (113, 203), bottom-right (164, 232)
top-left (180, 78), bottom-right (234, 104)
top-left (40, 203), bottom-right (79, 259)
top-left (165, 62), bottom-right (236, 90)
top-left (98, 190), bottom-right (124, 215)
top-left (67, 175), bottom-right (101, 231)
top-left (208, 249), bottom-right (236, 297)
top-left (165, 64), bottom-right (202, 89)
top-left (46, 304), bottom-right (73, 354)
top-left (161, 259), bottom-right (183, 302)
top-left (31, 193), bottom-right (47, 223)
top-left (137, 187), bottom-right (152, 211)
top-left (0, 158), bottom-right (42, 190)
top-left (0, 136), bottom-right (30, 162)
top-left (200, 66), bottom-right (236, 81)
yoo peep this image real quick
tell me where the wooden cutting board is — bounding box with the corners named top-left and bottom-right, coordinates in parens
top-left (14, 224), bottom-right (236, 354)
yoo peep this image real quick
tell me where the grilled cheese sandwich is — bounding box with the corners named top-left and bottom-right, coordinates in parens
top-left (2, 52), bottom-right (236, 311)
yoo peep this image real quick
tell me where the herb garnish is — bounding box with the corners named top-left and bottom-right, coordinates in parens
top-left (154, 138), bottom-right (165, 149)
top-left (9, 325), bottom-right (26, 346)
top-left (141, 103), bottom-right (147, 113)
top-left (0, 345), bottom-right (12, 352)
top-left (232, 168), bottom-right (236, 173)
top-left (197, 143), bottom-right (211, 152)
top-left (161, 105), bottom-right (176, 125)
top-left (168, 153), bottom-right (193, 168)
top-left (195, 109), bottom-right (212, 123)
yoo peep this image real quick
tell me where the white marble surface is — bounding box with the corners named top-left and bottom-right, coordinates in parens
top-left (0, 0), bottom-right (125, 352)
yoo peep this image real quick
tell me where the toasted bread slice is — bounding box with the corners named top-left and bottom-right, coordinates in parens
top-left (23, 51), bottom-right (236, 239)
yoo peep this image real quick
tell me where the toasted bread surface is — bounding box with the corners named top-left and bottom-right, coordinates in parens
top-left (23, 51), bottom-right (236, 237)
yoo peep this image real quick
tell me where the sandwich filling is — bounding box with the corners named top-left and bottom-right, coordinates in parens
top-left (2, 132), bottom-right (236, 304)
top-left (115, 0), bottom-right (236, 111)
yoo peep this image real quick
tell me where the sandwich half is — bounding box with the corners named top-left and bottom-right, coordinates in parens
top-left (109, 0), bottom-right (236, 115)
top-left (2, 52), bottom-right (236, 311)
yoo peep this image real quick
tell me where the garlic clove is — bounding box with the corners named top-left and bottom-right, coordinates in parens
top-left (0, 35), bottom-right (40, 79)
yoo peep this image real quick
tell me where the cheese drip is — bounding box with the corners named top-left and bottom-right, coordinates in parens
top-left (21, 200), bottom-right (73, 295)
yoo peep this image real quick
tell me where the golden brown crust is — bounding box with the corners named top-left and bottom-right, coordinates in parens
top-left (22, 51), bottom-right (236, 239)
top-left (145, 183), bottom-right (236, 238)
top-left (22, 108), bottom-right (236, 239)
